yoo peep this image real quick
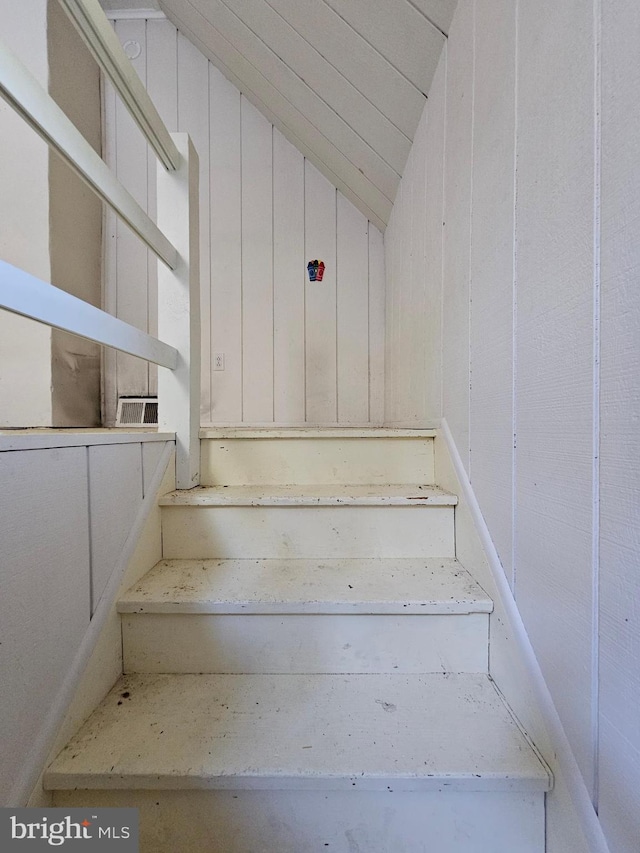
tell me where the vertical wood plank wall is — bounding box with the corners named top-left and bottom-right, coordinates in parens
top-left (0, 437), bottom-right (173, 806)
top-left (384, 1), bottom-right (640, 850)
top-left (599, 4), bottom-right (640, 852)
top-left (104, 19), bottom-right (385, 427)
top-left (515, 0), bottom-right (596, 796)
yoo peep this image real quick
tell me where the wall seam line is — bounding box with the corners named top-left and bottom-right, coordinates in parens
top-left (335, 187), bottom-right (339, 423)
top-left (271, 123), bottom-right (275, 423)
top-left (367, 220), bottom-right (371, 423)
top-left (85, 446), bottom-right (93, 621)
top-left (591, 0), bottom-right (602, 812)
top-left (512, 0), bottom-right (520, 597)
top-left (207, 58), bottom-right (213, 424)
top-left (106, 21), bottom-right (118, 426)
top-left (303, 159), bottom-right (307, 422)
top-left (113, 21), bottom-right (122, 423)
top-left (145, 19), bottom-right (151, 395)
top-left (139, 441), bottom-right (145, 499)
top-left (440, 42), bottom-right (447, 422)
top-left (468, 0), bottom-right (476, 481)
top-left (239, 95), bottom-right (244, 423)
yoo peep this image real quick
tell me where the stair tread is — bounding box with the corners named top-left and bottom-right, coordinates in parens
top-left (159, 484), bottom-right (457, 507)
top-left (118, 558), bottom-right (492, 615)
top-left (200, 428), bottom-right (437, 439)
top-left (45, 673), bottom-right (550, 793)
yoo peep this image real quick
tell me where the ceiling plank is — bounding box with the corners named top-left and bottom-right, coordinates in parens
top-left (161, 0), bottom-right (393, 226)
top-left (220, 0), bottom-right (411, 172)
top-left (178, 0), bottom-right (400, 201)
top-left (322, 0), bottom-right (444, 93)
top-left (264, 0), bottom-right (426, 139)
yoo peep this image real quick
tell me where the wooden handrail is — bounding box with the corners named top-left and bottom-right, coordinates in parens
top-left (0, 37), bottom-right (178, 269)
top-left (0, 262), bottom-right (178, 369)
top-left (0, 7), bottom-right (200, 487)
top-left (58, 0), bottom-right (181, 171)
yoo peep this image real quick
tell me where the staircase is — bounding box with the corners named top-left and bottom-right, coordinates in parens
top-left (45, 429), bottom-right (551, 852)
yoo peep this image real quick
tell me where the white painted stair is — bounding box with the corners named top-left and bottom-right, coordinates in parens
top-left (118, 557), bottom-right (492, 674)
top-left (46, 430), bottom-right (551, 852)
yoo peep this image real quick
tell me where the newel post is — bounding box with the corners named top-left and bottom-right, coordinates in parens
top-left (157, 133), bottom-right (201, 489)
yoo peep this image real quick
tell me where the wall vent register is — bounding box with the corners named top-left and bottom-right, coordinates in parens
top-left (115, 397), bottom-right (158, 427)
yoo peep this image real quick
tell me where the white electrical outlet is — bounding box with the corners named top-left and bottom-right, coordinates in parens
top-left (214, 353), bottom-right (225, 371)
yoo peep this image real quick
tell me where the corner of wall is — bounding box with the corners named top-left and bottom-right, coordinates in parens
top-left (435, 421), bottom-right (609, 853)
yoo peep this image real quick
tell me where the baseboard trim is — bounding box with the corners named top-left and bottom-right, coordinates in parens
top-left (8, 442), bottom-right (174, 807)
top-left (441, 418), bottom-right (610, 853)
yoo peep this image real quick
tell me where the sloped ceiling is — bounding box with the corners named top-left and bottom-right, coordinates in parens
top-left (102, 0), bottom-right (457, 229)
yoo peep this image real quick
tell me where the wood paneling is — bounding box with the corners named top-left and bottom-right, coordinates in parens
top-left (408, 113), bottom-right (428, 422)
top-left (183, 0), bottom-right (400, 200)
top-left (209, 66), bottom-right (243, 423)
top-left (469, 0), bottom-right (516, 587)
top-left (155, 0), bottom-right (455, 227)
top-left (384, 58), bottom-right (446, 431)
top-left (263, 0), bottom-right (425, 139)
top-left (337, 195), bottom-right (369, 423)
top-left (221, 0), bottom-right (411, 174)
top-left (423, 50), bottom-right (445, 422)
top-left (161, 0), bottom-right (396, 227)
top-left (384, 0), bottom-right (640, 845)
top-left (408, 0), bottom-right (457, 34)
top-left (323, 0), bottom-right (444, 94)
top-left (106, 21), bottom-right (385, 426)
top-left (273, 132), bottom-right (305, 423)
top-left (0, 447), bottom-right (90, 805)
top-left (599, 2), bottom-right (640, 849)
top-left (441, 2), bottom-right (474, 463)
top-left (241, 101), bottom-right (274, 423)
top-left (384, 114), bottom-right (429, 426)
top-left (368, 224), bottom-right (385, 425)
top-left (305, 162), bottom-right (337, 423)
top-left (0, 438), bottom-right (172, 805)
top-left (177, 31), bottom-right (211, 417)
top-left (88, 443), bottom-right (143, 612)
top-left (515, 0), bottom-right (595, 788)
top-left (142, 441), bottom-right (166, 497)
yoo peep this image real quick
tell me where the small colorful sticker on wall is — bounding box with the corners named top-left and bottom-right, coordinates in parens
top-left (307, 260), bottom-right (325, 282)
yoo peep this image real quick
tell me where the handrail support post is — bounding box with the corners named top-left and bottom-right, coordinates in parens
top-left (157, 133), bottom-right (200, 489)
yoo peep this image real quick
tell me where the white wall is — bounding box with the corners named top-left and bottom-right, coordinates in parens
top-left (0, 0), bottom-right (54, 426)
top-left (0, 433), bottom-right (173, 807)
top-left (384, 53), bottom-right (445, 430)
top-left (385, 1), bottom-right (640, 851)
top-left (104, 18), bottom-right (385, 427)
top-left (598, 5), bottom-right (640, 851)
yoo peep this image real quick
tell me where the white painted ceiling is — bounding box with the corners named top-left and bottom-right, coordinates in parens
top-left (102, 0), bottom-right (456, 228)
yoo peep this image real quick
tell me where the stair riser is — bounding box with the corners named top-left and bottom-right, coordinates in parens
top-left (201, 437), bottom-right (435, 486)
top-left (161, 506), bottom-right (455, 559)
top-left (53, 789), bottom-right (545, 853)
top-left (122, 613), bottom-right (489, 674)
